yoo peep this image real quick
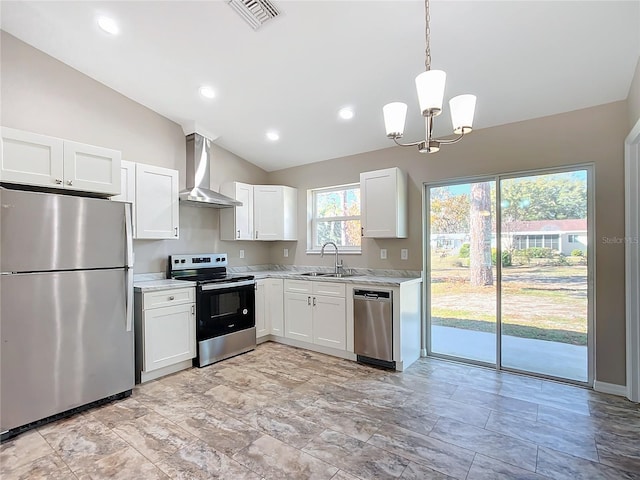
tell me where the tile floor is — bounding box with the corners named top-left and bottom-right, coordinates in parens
top-left (1, 341), bottom-right (640, 479)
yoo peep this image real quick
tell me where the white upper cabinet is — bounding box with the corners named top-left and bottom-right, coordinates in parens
top-left (135, 163), bottom-right (179, 239)
top-left (254, 185), bottom-right (297, 241)
top-left (360, 167), bottom-right (408, 238)
top-left (220, 183), bottom-right (297, 241)
top-left (62, 140), bottom-right (121, 195)
top-left (111, 160), bottom-right (136, 203)
top-left (220, 181), bottom-right (254, 240)
top-left (0, 127), bottom-right (121, 195)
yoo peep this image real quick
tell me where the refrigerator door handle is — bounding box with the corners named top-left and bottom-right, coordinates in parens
top-left (124, 204), bottom-right (134, 268)
top-left (125, 268), bottom-right (133, 332)
top-left (124, 204), bottom-right (134, 332)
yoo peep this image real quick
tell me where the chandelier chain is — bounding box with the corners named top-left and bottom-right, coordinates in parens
top-left (425, 0), bottom-right (431, 71)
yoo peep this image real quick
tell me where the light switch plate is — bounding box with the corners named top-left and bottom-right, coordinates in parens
top-left (380, 248), bottom-right (387, 260)
top-left (401, 248), bottom-right (408, 260)
top-left (239, 249), bottom-right (245, 259)
top-left (284, 248), bottom-right (289, 257)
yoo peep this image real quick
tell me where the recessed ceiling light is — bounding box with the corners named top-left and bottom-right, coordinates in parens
top-left (338, 107), bottom-right (354, 120)
top-left (266, 131), bottom-right (280, 141)
top-left (199, 86), bottom-right (216, 99)
top-left (97, 16), bottom-right (119, 35)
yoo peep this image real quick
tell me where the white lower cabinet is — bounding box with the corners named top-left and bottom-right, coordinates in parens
top-left (284, 280), bottom-right (346, 351)
top-left (134, 287), bottom-right (196, 383)
top-left (284, 292), bottom-right (314, 342)
top-left (313, 295), bottom-right (346, 350)
top-left (256, 278), bottom-right (285, 339)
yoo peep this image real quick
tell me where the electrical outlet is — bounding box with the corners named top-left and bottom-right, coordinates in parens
top-left (401, 248), bottom-right (408, 260)
top-left (283, 248), bottom-right (289, 257)
top-left (239, 249), bottom-right (245, 259)
top-left (380, 248), bottom-right (387, 260)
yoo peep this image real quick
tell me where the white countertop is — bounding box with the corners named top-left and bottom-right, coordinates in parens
top-left (248, 270), bottom-right (422, 287)
top-left (133, 279), bottom-right (196, 292)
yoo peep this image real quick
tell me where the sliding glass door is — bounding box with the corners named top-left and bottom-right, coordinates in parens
top-left (426, 167), bottom-right (592, 383)
top-left (428, 180), bottom-right (497, 365)
top-left (499, 170), bottom-right (589, 381)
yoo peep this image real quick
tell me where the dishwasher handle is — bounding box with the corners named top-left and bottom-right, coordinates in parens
top-left (353, 289), bottom-right (392, 301)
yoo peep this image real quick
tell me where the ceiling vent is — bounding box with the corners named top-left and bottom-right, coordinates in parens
top-left (228, 0), bottom-right (281, 30)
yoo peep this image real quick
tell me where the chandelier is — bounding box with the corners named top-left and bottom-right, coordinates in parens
top-left (383, 0), bottom-right (476, 153)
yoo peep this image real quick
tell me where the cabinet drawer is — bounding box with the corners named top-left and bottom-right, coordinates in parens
top-left (312, 281), bottom-right (345, 297)
top-left (143, 288), bottom-right (194, 309)
top-left (284, 279), bottom-right (312, 294)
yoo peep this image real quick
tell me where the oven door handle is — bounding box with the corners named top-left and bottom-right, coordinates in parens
top-left (200, 279), bottom-right (256, 291)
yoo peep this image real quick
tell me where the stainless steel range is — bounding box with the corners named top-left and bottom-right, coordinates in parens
top-left (168, 254), bottom-right (255, 367)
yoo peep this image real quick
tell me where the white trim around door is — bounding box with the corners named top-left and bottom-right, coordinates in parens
top-left (625, 118), bottom-right (640, 403)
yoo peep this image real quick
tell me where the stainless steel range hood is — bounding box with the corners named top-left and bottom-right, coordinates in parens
top-left (179, 133), bottom-right (242, 208)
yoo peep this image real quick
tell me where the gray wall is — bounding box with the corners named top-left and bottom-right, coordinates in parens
top-left (269, 101), bottom-right (629, 387)
top-left (628, 56), bottom-right (640, 130)
top-left (0, 32), bottom-right (270, 274)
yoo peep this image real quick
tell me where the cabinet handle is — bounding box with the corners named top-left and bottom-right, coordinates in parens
top-left (66, 180), bottom-right (73, 186)
top-left (361, 227), bottom-right (364, 236)
top-left (168, 295), bottom-right (175, 300)
top-left (255, 230), bottom-right (259, 239)
top-left (307, 296), bottom-right (311, 306)
top-left (55, 178), bottom-right (63, 185)
top-left (312, 297), bottom-right (316, 307)
top-left (237, 229), bottom-right (240, 239)
top-left (191, 305), bottom-right (195, 315)
top-left (174, 227), bottom-right (178, 237)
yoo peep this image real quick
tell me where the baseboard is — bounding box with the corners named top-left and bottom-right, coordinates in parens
top-left (593, 380), bottom-right (627, 397)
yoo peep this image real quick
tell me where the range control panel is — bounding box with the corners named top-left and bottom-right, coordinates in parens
top-left (169, 253), bottom-right (228, 270)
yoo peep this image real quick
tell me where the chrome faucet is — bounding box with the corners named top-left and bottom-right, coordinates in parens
top-left (320, 241), bottom-right (343, 275)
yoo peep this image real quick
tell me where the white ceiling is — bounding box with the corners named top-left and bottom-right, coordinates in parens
top-left (1, 1), bottom-right (639, 172)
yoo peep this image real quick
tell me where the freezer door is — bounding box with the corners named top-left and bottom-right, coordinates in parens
top-left (0, 187), bottom-right (126, 272)
top-left (0, 269), bottom-right (134, 431)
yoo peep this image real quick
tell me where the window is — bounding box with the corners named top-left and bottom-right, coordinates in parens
top-left (568, 234), bottom-right (579, 243)
top-left (309, 184), bottom-right (361, 252)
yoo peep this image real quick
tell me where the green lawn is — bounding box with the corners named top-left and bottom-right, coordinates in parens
top-left (429, 263), bottom-right (588, 346)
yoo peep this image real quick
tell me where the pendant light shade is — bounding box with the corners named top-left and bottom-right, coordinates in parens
top-left (383, 102), bottom-right (408, 138)
top-left (415, 70), bottom-right (446, 116)
top-left (381, 0), bottom-right (477, 153)
top-left (449, 94), bottom-right (477, 134)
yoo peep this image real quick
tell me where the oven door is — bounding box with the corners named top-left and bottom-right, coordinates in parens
top-left (197, 280), bottom-right (255, 340)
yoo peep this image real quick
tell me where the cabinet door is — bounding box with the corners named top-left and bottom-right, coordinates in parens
top-left (255, 280), bottom-right (268, 338)
top-left (111, 160), bottom-right (136, 203)
top-left (313, 295), bottom-right (346, 350)
top-left (63, 140), bottom-right (121, 195)
top-left (284, 292), bottom-right (312, 342)
top-left (266, 278), bottom-right (284, 336)
top-left (0, 127), bottom-right (64, 189)
top-left (360, 167), bottom-right (407, 238)
top-left (135, 163), bottom-right (179, 239)
top-left (143, 303), bottom-right (196, 372)
top-left (254, 185), bottom-right (284, 240)
top-left (220, 182), bottom-right (254, 240)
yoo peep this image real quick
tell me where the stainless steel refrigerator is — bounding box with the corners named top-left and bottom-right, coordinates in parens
top-left (0, 186), bottom-right (134, 438)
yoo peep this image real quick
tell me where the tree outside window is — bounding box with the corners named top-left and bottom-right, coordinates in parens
top-left (311, 185), bottom-right (361, 251)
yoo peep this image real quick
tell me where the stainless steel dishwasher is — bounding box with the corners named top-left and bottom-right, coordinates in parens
top-left (353, 289), bottom-right (394, 369)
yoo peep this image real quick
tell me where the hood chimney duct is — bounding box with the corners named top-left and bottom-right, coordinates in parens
top-left (179, 133), bottom-right (242, 208)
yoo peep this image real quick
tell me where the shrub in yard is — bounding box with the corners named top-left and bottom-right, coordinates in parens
top-left (491, 248), bottom-right (512, 267)
top-left (571, 249), bottom-right (584, 256)
top-left (458, 243), bottom-right (470, 258)
top-left (526, 247), bottom-right (553, 258)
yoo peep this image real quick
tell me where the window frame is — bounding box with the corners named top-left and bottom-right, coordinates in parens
top-left (307, 183), bottom-right (362, 254)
